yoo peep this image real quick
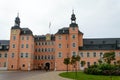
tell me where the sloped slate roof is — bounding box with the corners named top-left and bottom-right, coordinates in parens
top-left (21, 28), bottom-right (33, 35)
top-left (56, 27), bottom-right (83, 34)
top-left (34, 35), bottom-right (55, 41)
top-left (0, 40), bottom-right (9, 51)
top-left (81, 38), bottom-right (120, 50)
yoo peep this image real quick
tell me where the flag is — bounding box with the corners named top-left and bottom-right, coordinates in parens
top-left (49, 22), bottom-right (51, 28)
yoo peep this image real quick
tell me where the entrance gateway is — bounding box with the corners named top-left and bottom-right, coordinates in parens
top-left (45, 62), bottom-right (50, 70)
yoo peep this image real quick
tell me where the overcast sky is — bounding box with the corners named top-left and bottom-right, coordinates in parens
top-left (0, 0), bottom-right (120, 40)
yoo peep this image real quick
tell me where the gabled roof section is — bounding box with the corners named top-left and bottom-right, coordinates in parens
top-left (0, 40), bottom-right (9, 45)
top-left (56, 27), bottom-right (69, 34)
top-left (0, 40), bottom-right (9, 51)
top-left (20, 28), bottom-right (33, 35)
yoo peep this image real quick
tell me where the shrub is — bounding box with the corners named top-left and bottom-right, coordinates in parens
top-left (98, 63), bottom-right (116, 70)
top-left (84, 67), bottom-right (102, 75)
top-left (84, 63), bottom-right (120, 76)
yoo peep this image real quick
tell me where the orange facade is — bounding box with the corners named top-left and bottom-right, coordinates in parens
top-left (0, 12), bottom-right (120, 71)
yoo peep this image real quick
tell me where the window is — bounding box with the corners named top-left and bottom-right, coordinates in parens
top-left (58, 44), bottom-right (62, 48)
top-left (51, 55), bottom-right (54, 59)
top-left (11, 53), bottom-right (14, 58)
top-left (72, 35), bottom-right (75, 39)
top-left (93, 52), bottom-right (96, 57)
top-left (4, 53), bottom-right (7, 58)
top-left (80, 52), bottom-right (83, 57)
top-left (52, 42), bottom-right (54, 45)
top-left (94, 62), bottom-right (97, 65)
top-left (87, 62), bottom-right (90, 67)
top-left (26, 44), bottom-right (29, 48)
top-left (72, 52), bottom-right (76, 56)
top-left (45, 48), bottom-right (47, 52)
top-left (13, 36), bottom-right (16, 40)
top-left (38, 56), bottom-right (40, 60)
top-left (0, 46), bottom-right (2, 49)
top-left (100, 52), bottom-right (103, 57)
top-left (41, 55), bottom-right (43, 59)
top-left (0, 53), bottom-right (2, 58)
top-left (114, 62), bottom-right (116, 65)
top-left (48, 55), bottom-right (50, 59)
top-left (67, 44), bottom-right (69, 48)
top-left (42, 42), bottom-right (44, 45)
top-left (45, 42), bottom-right (47, 45)
top-left (72, 27), bottom-right (75, 30)
top-left (52, 48), bottom-right (54, 52)
top-left (58, 52), bottom-right (62, 58)
top-left (48, 48), bottom-right (50, 52)
top-left (42, 48), bottom-right (44, 52)
top-left (38, 48), bottom-right (41, 52)
top-left (35, 49), bottom-right (37, 52)
top-left (45, 55), bottom-right (47, 59)
top-left (21, 44), bottom-right (24, 48)
top-left (11, 65), bottom-right (13, 68)
top-left (21, 53), bottom-right (23, 58)
top-left (48, 42), bottom-right (50, 45)
top-left (22, 64), bottom-right (25, 67)
top-left (34, 55), bottom-right (37, 60)
top-left (21, 36), bottom-right (24, 40)
top-left (58, 35), bottom-right (61, 39)
top-left (12, 44), bottom-right (15, 48)
top-left (72, 43), bottom-right (76, 47)
top-left (26, 53), bottom-right (28, 58)
top-left (26, 36), bottom-right (29, 40)
top-left (87, 52), bottom-right (90, 57)
top-left (4, 62), bottom-right (6, 67)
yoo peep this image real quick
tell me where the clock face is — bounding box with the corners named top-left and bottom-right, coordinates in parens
top-left (12, 30), bottom-right (17, 35)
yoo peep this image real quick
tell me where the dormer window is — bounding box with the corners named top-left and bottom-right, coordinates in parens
top-left (0, 46), bottom-right (2, 49)
top-left (6, 46), bottom-right (9, 49)
top-left (24, 31), bottom-right (26, 34)
top-left (63, 30), bottom-right (64, 33)
top-left (103, 41), bottom-right (106, 44)
top-left (90, 41), bottom-right (93, 44)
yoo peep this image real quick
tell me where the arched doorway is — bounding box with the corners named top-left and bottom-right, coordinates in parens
top-left (45, 62), bottom-right (50, 71)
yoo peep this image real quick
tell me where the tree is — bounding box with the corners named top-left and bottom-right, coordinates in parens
top-left (81, 60), bottom-right (86, 67)
top-left (98, 59), bottom-right (103, 64)
top-left (63, 57), bottom-right (70, 73)
top-left (103, 52), bottom-right (115, 64)
top-left (117, 60), bottom-right (120, 65)
top-left (70, 55), bottom-right (80, 80)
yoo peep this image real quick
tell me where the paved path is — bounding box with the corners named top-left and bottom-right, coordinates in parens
top-left (21, 71), bottom-right (71, 80)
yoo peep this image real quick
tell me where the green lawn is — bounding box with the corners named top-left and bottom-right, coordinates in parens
top-left (59, 71), bottom-right (120, 80)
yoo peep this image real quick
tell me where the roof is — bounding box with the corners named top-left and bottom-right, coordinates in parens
top-left (0, 40), bottom-right (9, 51)
top-left (69, 23), bottom-right (78, 27)
top-left (20, 28), bottom-right (33, 35)
top-left (56, 27), bottom-right (69, 34)
top-left (0, 40), bottom-right (9, 45)
top-left (56, 27), bottom-right (83, 35)
top-left (34, 34), bottom-right (55, 41)
top-left (80, 38), bottom-right (120, 50)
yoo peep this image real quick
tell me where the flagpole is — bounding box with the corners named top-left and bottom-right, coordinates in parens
top-left (49, 22), bottom-right (51, 34)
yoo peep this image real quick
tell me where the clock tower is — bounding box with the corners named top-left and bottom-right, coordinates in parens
top-left (8, 14), bottom-right (21, 70)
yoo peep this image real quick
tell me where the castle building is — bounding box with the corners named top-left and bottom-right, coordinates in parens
top-left (0, 12), bottom-right (120, 71)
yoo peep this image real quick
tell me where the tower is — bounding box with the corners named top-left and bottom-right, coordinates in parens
top-left (55, 10), bottom-right (83, 71)
top-left (8, 14), bottom-right (21, 70)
